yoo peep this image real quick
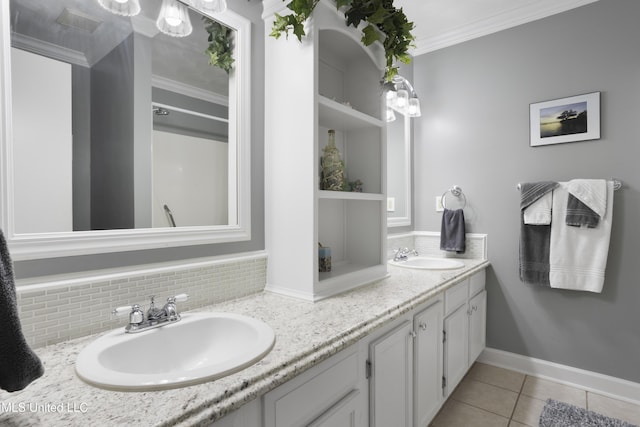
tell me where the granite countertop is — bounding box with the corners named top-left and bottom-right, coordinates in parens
top-left (0, 259), bottom-right (489, 427)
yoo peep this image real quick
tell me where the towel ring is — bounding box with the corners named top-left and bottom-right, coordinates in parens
top-left (441, 185), bottom-right (467, 209)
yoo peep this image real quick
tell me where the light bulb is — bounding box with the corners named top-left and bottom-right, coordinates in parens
top-left (408, 97), bottom-right (421, 117)
top-left (199, 0), bottom-right (227, 13)
top-left (157, 0), bottom-right (193, 37)
top-left (97, 0), bottom-right (141, 16)
top-left (396, 89), bottom-right (409, 110)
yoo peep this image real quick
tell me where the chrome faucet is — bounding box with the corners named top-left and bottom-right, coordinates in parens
top-left (393, 247), bottom-right (418, 262)
top-left (112, 293), bottom-right (189, 333)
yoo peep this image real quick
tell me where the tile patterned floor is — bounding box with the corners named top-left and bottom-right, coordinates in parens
top-left (430, 363), bottom-right (640, 427)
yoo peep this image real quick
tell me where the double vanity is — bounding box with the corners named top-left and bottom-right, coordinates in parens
top-left (0, 257), bottom-right (488, 427)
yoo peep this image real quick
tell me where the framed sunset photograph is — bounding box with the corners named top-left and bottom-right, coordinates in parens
top-left (530, 92), bottom-right (600, 146)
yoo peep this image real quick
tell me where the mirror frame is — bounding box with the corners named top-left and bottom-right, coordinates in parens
top-left (387, 115), bottom-right (412, 227)
top-left (0, 1), bottom-right (251, 260)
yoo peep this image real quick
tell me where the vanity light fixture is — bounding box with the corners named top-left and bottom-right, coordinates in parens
top-left (97, 0), bottom-right (141, 17)
top-left (97, 0), bottom-right (225, 38)
top-left (384, 75), bottom-right (421, 122)
top-left (157, 0), bottom-right (193, 37)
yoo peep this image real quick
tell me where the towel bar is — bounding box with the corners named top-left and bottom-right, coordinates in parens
top-left (516, 179), bottom-right (622, 191)
top-left (441, 185), bottom-right (467, 209)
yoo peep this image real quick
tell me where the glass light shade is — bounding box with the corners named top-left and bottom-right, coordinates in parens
top-left (157, 0), bottom-right (193, 37)
top-left (199, 0), bottom-right (227, 13)
top-left (385, 108), bottom-right (396, 122)
top-left (407, 97), bottom-right (421, 117)
top-left (97, 0), bottom-right (141, 16)
top-left (395, 89), bottom-right (409, 110)
top-left (386, 89), bottom-right (398, 108)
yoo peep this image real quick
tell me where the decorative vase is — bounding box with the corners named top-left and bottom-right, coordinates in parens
top-left (320, 129), bottom-right (345, 191)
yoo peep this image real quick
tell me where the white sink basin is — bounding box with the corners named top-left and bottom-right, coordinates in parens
top-left (390, 257), bottom-right (465, 270)
top-left (75, 312), bottom-right (275, 391)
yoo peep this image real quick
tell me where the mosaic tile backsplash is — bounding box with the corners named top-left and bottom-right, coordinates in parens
top-left (16, 232), bottom-right (486, 349)
top-left (17, 252), bottom-right (267, 348)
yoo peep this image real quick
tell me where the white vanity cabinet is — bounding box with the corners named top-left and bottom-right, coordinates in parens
top-left (368, 320), bottom-right (414, 427)
top-left (413, 300), bottom-right (444, 426)
top-left (235, 269), bottom-right (487, 427)
top-left (263, 347), bottom-right (365, 427)
top-left (443, 270), bottom-right (487, 396)
top-left (366, 299), bottom-right (445, 427)
top-left (263, 0), bottom-right (388, 301)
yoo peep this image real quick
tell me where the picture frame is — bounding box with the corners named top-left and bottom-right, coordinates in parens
top-left (530, 92), bottom-right (600, 147)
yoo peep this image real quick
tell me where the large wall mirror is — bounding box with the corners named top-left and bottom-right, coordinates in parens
top-left (387, 115), bottom-right (411, 227)
top-left (0, 0), bottom-right (251, 260)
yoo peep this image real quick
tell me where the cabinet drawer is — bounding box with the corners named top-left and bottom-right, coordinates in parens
top-left (469, 270), bottom-right (486, 298)
top-left (264, 351), bottom-right (359, 427)
top-left (444, 279), bottom-right (469, 315)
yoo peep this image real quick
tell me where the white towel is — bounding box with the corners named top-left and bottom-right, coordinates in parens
top-left (566, 179), bottom-right (607, 218)
top-left (549, 181), bottom-right (614, 293)
top-left (524, 191), bottom-right (553, 225)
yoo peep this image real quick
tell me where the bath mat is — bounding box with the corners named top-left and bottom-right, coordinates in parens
top-left (539, 399), bottom-right (639, 427)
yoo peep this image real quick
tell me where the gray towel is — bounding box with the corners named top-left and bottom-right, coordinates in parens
top-left (519, 181), bottom-right (559, 286)
top-left (0, 229), bottom-right (44, 392)
top-left (440, 208), bottom-right (465, 253)
top-left (566, 194), bottom-right (600, 228)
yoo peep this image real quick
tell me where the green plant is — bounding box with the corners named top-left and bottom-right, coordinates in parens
top-left (270, 0), bottom-right (415, 80)
top-left (204, 18), bottom-right (235, 73)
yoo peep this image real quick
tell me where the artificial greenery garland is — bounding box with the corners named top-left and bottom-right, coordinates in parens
top-left (270, 0), bottom-right (415, 80)
top-left (204, 18), bottom-right (235, 73)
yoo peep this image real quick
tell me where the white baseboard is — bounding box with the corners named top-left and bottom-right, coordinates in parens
top-left (478, 348), bottom-right (640, 406)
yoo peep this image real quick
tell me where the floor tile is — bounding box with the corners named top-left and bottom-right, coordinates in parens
top-left (512, 395), bottom-right (546, 427)
top-left (451, 378), bottom-right (519, 417)
top-left (466, 362), bottom-right (526, 393)
top-left (431, 400), bottom-right (510, 427)
top-left (521, 376), bottom-right (587, 407)
top-left (508, 421), bottom-right (529, 427)
top-left (588, 392), bottom-right (640, 425)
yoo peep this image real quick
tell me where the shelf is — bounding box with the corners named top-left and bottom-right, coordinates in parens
top-left (318, 95), bottom-right (383, 131)
top-left (318, 261), bottom-right (384, 282)
top-left (318, 190), bottom-right (384, 201)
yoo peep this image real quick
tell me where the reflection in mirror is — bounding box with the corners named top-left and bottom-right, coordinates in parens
top-left (1, 0), bottom-right (251, 259)
top-left (387, 115), bottom-right (411, 227)
top-left (10, 0), bottom-right (231, 232)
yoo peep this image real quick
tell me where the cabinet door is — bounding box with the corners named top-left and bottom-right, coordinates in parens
top-left (468, 290), bottom-right (487, 364)
top-left (307, 390), bottom-right (362, 427)
top-left (414, 301), bottom-right (443, 427)
top-left (443, 304), bottom-right (469, 396)
top-left (369, 320), bottom-right (413, 427)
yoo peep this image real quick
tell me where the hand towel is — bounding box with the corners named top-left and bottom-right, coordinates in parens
top-left (519, 181), bottom-right (559, 286)
top-left (566, 179), bottom-right (607, 228)
top-left (440, 208), bottom-right (465, 253)
top-left (0, 229), bottom-right (44, 392)
top-left (566, 179), bottom-right (607, 218)
top-left (566, 194), bottom-right (600, 228)
top-left (549, 181), bottom-right (614, 293)
top-left (523, 191), bottom-right (553, 225)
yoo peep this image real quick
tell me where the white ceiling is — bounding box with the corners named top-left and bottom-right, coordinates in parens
top-left (394, 0), bottom-right (599, 56)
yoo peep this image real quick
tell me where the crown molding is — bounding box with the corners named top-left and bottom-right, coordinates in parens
top-left (412, 0), bottom-right (599, 56)
top-left (151, 74), bottom-right (229, 106)
top-left (10, 33), bottom-right (89, 67)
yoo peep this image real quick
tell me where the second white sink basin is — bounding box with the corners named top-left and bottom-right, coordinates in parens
top-left (76, 312), bottom-right (275, 391)
top-left (390, 257), bottom-right (465, 270)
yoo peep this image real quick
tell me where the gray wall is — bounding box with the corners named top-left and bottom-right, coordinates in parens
top-left (90, 33), bottom-right (136, 230)
top-left (14, 1), bottom-right (265, 278)
top-left (72, 65), bottom-right (91, 231)
top-left (413, 0), bottom-right (640, 382)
